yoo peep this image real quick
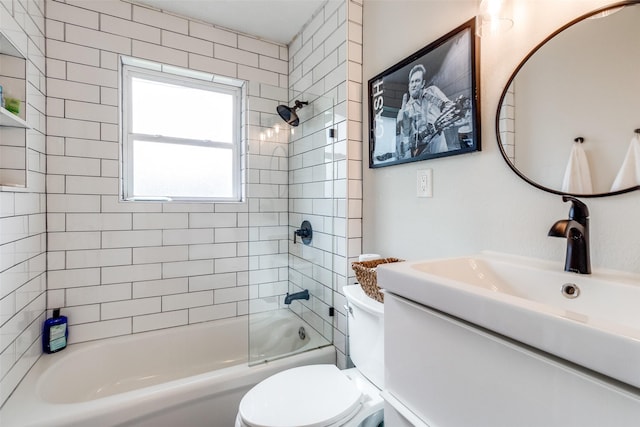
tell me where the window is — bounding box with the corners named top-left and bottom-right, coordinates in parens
top-left (121, 58), bottom-right (243, 202)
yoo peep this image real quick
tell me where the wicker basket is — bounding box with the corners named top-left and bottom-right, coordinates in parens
top-left (351, 257), bottom-right (404, 303)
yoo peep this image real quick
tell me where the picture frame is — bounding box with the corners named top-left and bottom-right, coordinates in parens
top-left (368, 18), bottom-right (481, 168)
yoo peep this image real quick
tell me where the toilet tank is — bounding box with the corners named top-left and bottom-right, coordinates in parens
top-left (343, 285), bottom-right (384, 388)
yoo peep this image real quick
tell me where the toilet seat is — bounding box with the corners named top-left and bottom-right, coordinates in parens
top-left (237, 365), bottom-right (363, 427)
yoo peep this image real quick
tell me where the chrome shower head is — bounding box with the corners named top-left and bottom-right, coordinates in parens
top-left (276, 100), bottom-right (308, 127)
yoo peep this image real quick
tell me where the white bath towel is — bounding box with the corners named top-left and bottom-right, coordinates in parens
top-left (610, 135), bottom-right (640, 192)
top-left (561, 143), bottom-right (593, 194)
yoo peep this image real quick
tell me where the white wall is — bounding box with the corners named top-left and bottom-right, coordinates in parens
top-left (362, 0), bottom-right (640, 275)
top-left (0, 0), bottom-right (46, 408)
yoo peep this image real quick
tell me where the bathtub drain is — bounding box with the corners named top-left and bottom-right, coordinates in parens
top-left (298, 326), bottom-right (307, 340)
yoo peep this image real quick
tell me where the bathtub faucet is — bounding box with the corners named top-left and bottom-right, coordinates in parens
top-left (284, 289), bottom-right (310, 305)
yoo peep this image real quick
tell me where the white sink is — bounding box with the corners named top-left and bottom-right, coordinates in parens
top-left (378, 251), bottom-right (640, 389)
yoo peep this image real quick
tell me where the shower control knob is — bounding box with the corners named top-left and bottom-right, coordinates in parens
top-left (293, 220), bottom-right (313, 245)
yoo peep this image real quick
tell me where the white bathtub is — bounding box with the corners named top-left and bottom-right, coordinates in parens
top-left (0, 311), bottom-right (335, 427)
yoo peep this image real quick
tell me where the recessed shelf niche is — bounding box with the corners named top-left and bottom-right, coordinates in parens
top-left (0, 30), bottom-right (28, 187)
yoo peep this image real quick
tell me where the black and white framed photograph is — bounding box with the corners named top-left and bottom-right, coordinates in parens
top-left (368, 18), bottom-right (480, 168)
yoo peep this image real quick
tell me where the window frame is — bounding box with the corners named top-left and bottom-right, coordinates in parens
top-left (120, 60), bottom-right (244, 203)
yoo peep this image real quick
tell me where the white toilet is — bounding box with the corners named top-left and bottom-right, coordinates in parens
top-left (235, 285), bottom-right (385, 427)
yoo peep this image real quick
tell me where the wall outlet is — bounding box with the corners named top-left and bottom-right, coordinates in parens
top-left (417, 169), bottom-right (433, 197)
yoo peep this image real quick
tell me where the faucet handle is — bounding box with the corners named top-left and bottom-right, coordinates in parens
top-left (293, 220), bottom-right (313, 245)
top-left (562, 195), bottom-right (589, 222)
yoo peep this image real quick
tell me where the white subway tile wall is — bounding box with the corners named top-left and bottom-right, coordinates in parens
top-left (0, 0), bottom-right (364, 407)
top-left (344, 0), bottom-right (364, 368)
top-left (285, 0), bottom-right (363, 369)
top-left (0, 0), bottom-right (47, 408)
top-left (42, 0), bottom-right (292, 361)
top-left (499, 84), bottom-right (516, 162)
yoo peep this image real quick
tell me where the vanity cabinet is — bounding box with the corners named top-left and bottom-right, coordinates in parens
top-left (0, 31), bottom-right (28, 187)
top-left (383, 292), bottom-right (640, 427)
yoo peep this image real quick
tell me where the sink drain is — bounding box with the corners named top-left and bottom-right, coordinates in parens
top-left (561, 283), bottom-right (580, 299)
top-left (298, 326), bottom-right (307, 340)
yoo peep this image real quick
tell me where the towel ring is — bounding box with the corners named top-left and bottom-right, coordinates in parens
top-left (574, 137), bottom-right (584, 143)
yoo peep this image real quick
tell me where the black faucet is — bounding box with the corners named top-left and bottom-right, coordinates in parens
top-left (548, 195), bottom-right (591, 274)
top-left (284, 289), bottom-right (309, 305)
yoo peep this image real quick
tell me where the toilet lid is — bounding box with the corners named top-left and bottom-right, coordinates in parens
top-left (238, 364), bottom-right (362, 427)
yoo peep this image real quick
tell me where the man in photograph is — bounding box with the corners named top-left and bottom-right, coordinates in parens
top-left (396, 64), bottom-right (462, 157)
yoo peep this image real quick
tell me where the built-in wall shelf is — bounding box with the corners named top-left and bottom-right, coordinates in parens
top-left (0, 29), bottom-right (28, 187)
top-left (0, 106), bottom-right (28, 128)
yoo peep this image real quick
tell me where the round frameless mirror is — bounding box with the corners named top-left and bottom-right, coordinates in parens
top-left (496, 1), bottom-right (640, 197)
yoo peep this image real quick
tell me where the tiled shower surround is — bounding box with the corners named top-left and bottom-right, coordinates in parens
top-left (0, 0), bottom-right (47, 408)
top-left (43, 0), bottom-right (291, 342)
top-left (0, 0), bottom-right (363, 407)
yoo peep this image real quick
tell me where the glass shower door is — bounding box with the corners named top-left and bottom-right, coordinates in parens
top-left (247, 86), bottom-right (334, 365)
